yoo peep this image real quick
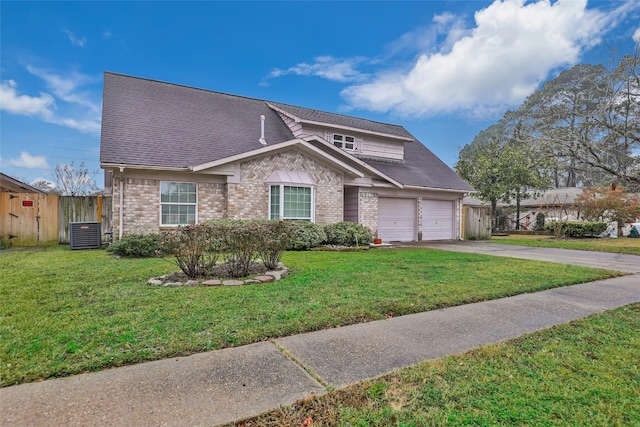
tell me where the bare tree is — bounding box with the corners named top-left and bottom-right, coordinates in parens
top-left (31, 179), bottom-right (61, 194)
top-left (54, 162), bottom-right (99, 196)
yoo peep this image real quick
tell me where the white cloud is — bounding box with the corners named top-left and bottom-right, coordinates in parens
top-left (1, 74), bottom-right (101, 134)
top-left (64, 29), bottom-right (87, 47)
top-left (26, 66), bottom-right (100, 112)
top-left (264, 56), bottom-right (369, 85)
top-left (633, 27), bottom-right (640, 43)
top-left (341, 0), bottom-right (637, 118)
top-left (0, 80), bottom-right (55, 117)
top-left (8, 152), bottom-right (50, 170)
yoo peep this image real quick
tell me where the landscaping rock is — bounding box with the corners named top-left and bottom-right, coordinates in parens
top-left (203, 279), bottom-right (222, 286)
top-left (222, 280), bottom-right (245, 286)
top-left (148, 263), bottom-right (289, 287)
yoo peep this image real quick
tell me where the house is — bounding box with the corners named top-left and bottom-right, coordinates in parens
top-left (0, 172), bottom-right (44, 193)
top-left (100, 72), bottom-right (473, 242)
top-left (463, 188), bottom-right (583, 231)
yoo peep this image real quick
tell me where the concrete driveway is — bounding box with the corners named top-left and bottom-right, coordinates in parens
top-left (413, 241), bottom-right (640, 274)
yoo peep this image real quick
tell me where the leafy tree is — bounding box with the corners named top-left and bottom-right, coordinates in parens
top-left (456, 124), bottom-right (551, 230)
top-left (504, 44), bottom-right (640, 188)
top-left (576, 185), bottom-right (640, 237)
top-left (53, 162), bottom-right (99, 196)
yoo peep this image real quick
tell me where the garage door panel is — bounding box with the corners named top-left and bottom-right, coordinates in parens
top-left (422, 200), bottom-right (454, 240)
top-left (378, 198), bottom-right (415, 242)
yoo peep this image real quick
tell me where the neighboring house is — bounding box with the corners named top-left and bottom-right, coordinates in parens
top-left (464, 188), bottom-right (582, 230)
top-left (0, 172), bottom-right (44, 193)
top-left (100, 72), bottom-right (473, 242)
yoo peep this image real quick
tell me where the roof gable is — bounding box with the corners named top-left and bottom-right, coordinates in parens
top-left (100, 72), bottom-right (294, 169)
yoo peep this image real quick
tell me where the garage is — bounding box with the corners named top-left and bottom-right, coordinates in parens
top-left (378, 197), bottom-right (416, 242)
top-left (422, 199), bottom-right (454, 240)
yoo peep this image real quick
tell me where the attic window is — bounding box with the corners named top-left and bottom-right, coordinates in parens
top-left (333, 134), bottom-right (355, 150)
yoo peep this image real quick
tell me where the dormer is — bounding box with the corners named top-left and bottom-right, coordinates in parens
top-left (267, 102), bottom-right (413, 161)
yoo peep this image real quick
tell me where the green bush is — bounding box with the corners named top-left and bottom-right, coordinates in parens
top-left (210, 219), bottom-right (268, 278)
top-left (534, 213), bottom-right (546, 231)
top-left (324, 221), bottom-right (373, 246)
top-left (285, 221), bottom-right (326, 251)
top-left (256, 220), bottom-right (291, 270)
top-left (158, 224), bottom-right (220, 278)
top-left (106, 233), bottom-right (161, 258)
top-left (0, 235), bottom-right (9, 250)
top-left (545, 221), bottom-right (608, 238)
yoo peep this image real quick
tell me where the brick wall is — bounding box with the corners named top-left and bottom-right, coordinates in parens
top-left (120, 178), bottom-right (159, 236)
top-left (358, 191), bottom-right (378, 236)
top-left (228, 149), bottom-right (343, 225)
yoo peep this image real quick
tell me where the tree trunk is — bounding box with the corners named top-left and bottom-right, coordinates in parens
top-left (515, 191), bottom-right (521, 230)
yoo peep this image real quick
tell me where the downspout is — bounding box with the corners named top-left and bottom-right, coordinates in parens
top-left (118, 168), bottom-right (125, 240)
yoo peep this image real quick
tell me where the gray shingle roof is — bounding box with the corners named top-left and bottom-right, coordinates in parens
top-left (100, 72), bottom-right (472, 192)
top-left (100, 72), bottom-right (294, 168)
top-left (268, 102), bottom-right (414, 140)
top-left (366, 142), bottom-right (473, 191)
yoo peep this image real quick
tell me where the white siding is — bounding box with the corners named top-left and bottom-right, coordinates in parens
top-left (422, 200), bottom-right (454, 240)
top-left (378, 198), bottom-right (416, 242)
top-left (301, 124), bottom-right (405, 160)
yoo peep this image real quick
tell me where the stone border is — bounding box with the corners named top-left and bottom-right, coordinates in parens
top-left (147, 263), bottom-right (290, 287)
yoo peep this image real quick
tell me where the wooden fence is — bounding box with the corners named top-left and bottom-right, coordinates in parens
top-left (462, 206), bottom-right (491, 240)
top-left (1, 193), bottom-right (112, 246)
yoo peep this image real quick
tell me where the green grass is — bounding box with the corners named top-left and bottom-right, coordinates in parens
top-left (235, 304), bottom-right (640, 426)
top-left (491, 234), bottom-right (640, 255)
top-left (0, 245), bottom-right (620, 387)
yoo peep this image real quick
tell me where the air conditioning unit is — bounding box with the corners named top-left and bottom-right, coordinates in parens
top-left (69, 222), bottom-right (101, 250)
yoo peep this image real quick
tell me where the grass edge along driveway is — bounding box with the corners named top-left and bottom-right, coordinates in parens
top-left (490, 234), bottom-right (640, 255)
top-left (0, 245), bottom-right (622, 387)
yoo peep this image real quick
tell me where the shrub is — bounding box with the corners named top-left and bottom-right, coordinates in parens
top-left (106, 233), bottom-right (161, 258)
top-left (208, 219), bottom-right (266, 278)
top-left (534, 213), bottom-right (546, 231)
top-left (256, 221), bottom-right (291, 270)
top-left (158, 224), bottom-right (220, 278)
top-left (0, 235), bottom-right (9, 250)
top-left (285, 221), bottom-right (326, 251)
top-left (324, 221), bottom-right (373, 246)
top-left (545, 221), bottom-right (608, 238)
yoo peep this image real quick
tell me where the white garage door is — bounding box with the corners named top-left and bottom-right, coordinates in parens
top-left (378, 198), bottom-right (416, 242)
top-left (422, 200), bottom-right (454, 240)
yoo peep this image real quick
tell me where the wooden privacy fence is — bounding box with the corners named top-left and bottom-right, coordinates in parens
top-left (462, 205), bottom-right (491, 240)
top-left (0, 194), bottom-right (112, 246)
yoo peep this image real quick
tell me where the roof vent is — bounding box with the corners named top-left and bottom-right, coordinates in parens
top-left (259, 115), bottom-right (267, 145)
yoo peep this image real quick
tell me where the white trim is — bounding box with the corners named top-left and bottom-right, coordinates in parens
top-left (403, 185), bottom-right (470, 193)
top-left (268, 184), bottom-right (315, 222)
top-left (301, 136), bottom-right (404, 188)
top-left (102, 163), bottom-right (189, 172)
top-left (266, 103), bottom-right (414, 142)
top-left (192, 140), bottom-right (301, 171)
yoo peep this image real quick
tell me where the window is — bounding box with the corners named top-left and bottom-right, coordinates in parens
top-left (160, 182), bottom-right (197, 225)
top-left (333, 134), bottom-right (355, 150)
top-left (269, 185), bottom-right (314, 221)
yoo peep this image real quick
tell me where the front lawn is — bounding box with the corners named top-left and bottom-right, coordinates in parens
top-left (490, 234), bottom-right (640, 255)
top-left (235, 303), bottom-right (640, 426)
top-left (0, 246), bottom-right (620, 387)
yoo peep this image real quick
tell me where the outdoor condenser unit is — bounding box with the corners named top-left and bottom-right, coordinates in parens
top-left (69, 221), bottom-right (101, 250)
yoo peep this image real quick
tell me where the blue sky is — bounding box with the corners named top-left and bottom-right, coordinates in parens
top-left (2, 0), bottom-right (639, 188)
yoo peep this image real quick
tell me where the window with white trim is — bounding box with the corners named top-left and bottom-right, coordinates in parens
top-left (333, 133), bottom-right (356, 150)
top-left (160, 181), bottom-right (197, 225)
top-left (269, 185), bottom-right (314, 221)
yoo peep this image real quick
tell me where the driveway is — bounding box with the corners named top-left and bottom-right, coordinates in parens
top-left (413, 241), bottom-right (640, 274)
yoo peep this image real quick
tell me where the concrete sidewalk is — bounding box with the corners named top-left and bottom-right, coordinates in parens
top-left (2, 246), bottom-right (639, 426)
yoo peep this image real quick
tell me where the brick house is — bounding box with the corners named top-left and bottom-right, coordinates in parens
top-left (100, 72), bottom-right (472, 242)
